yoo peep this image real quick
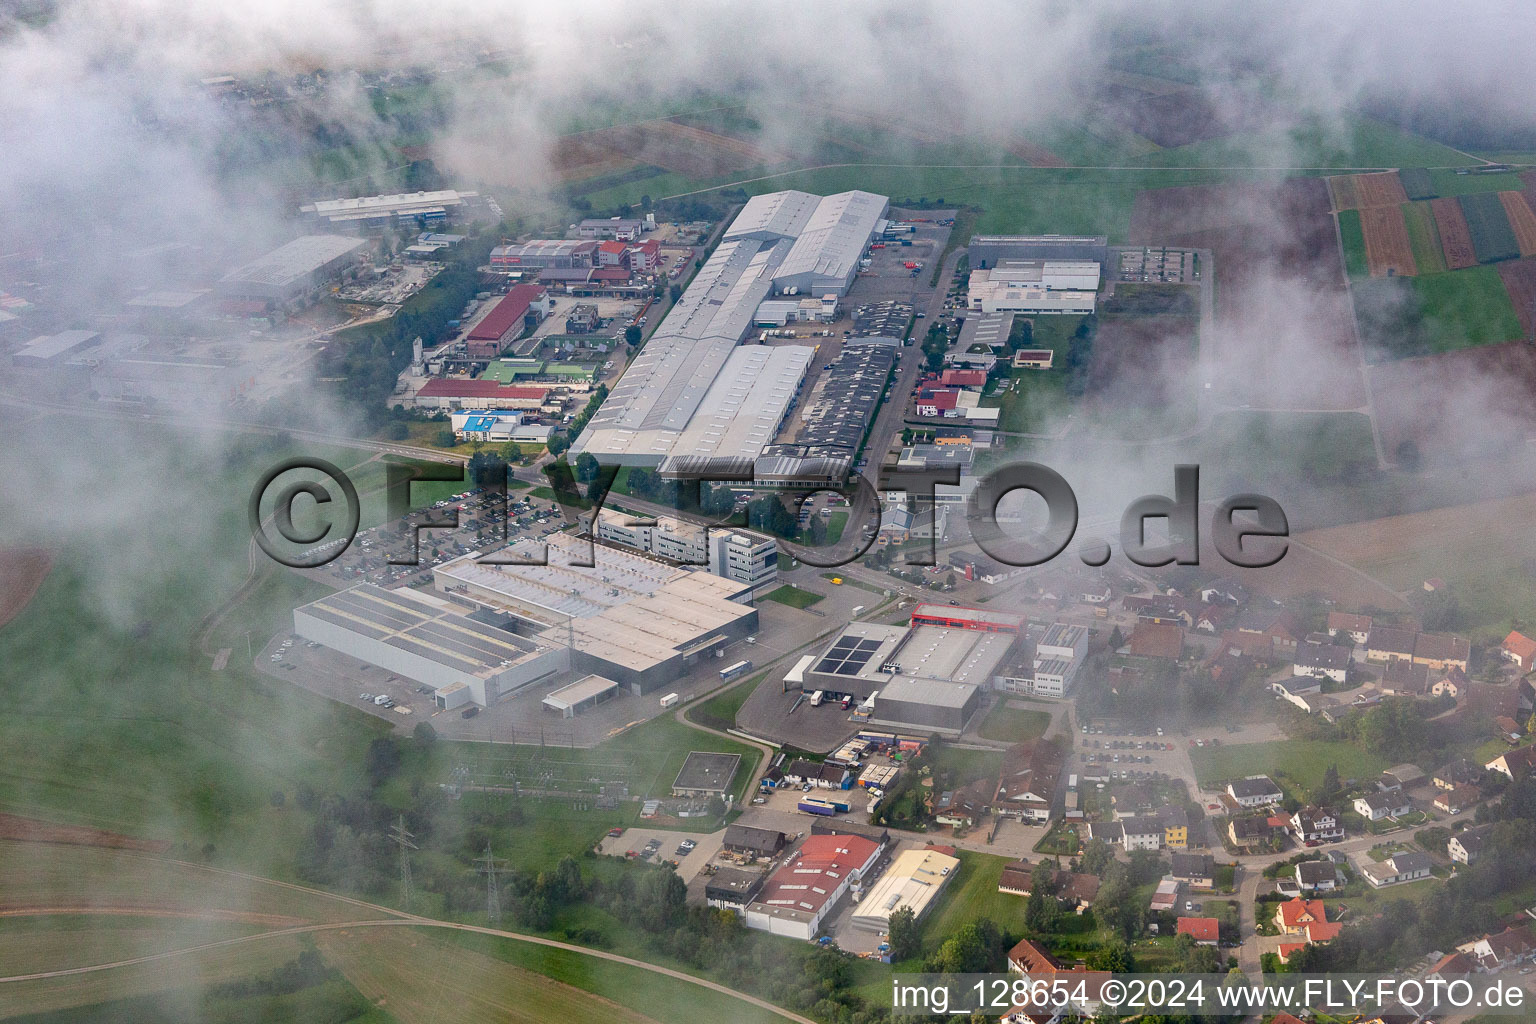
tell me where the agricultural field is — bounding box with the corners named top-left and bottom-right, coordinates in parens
top-left (1426, 168), bottom-right (1527, 197)
top-left (1327, 175), bottom-right (1359, 213)
top-left (1086, 314), bottom-right (1200, 435)
top-left (1458, 191), bottom-right (1522, 263)
top-left (1130, 177), bottom-right (1365, 410)
top-left (1335, 171), bottom-right (1408, 210)
top-left (1338, 209), bottom-right (1368, 278)
top-left (1497, 258), bottom-right (1536, 339)
top-left (1397, 167), bottom-right (1436, 201)
top-left (1497, 191), bottom-right (1536, 256)
top-left (1201, 411), bottom-right (1378, 491)
top-left (1401, 201), bottom-right (1447, 273)
top-left (1359, 204), bottom-right (1417, 276)
top-left (0, 548), bottom-right (51, 629)
top-left (1354, 267), bottom-right (1522, 362)
top-left (1299, 491), bottom-right (1536, 635)
top-left (1429, 197), bottom-right (1478, 269)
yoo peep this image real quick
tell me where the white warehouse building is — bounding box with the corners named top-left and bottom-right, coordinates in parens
top-left (968, 259), bottom-right (1101, 315)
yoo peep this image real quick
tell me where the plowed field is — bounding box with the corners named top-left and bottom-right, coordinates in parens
top-left (1361, 204), bottom-right (1417, 276)
top-left (1430, 197), bottom-right (1477, 269)
top-left (1499, 191), bottom-right (1536, 257)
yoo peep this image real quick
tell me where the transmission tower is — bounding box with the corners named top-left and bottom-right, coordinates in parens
top-left (389, 815), bottom-right (418, 911)
top-left (477, 842), bottom-right (505, 927)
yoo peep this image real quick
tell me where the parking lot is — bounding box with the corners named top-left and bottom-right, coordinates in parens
top-left (596, 826), bottom-right (722, 883)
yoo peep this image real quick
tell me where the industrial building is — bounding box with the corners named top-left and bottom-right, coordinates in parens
top-left (968, 234), bottom-right (1109, 269)
top-left (997, 622), bottom-right (1089, 698)
top-left (576, 217), bottom-right (651, 241)
top-left (449, 409), bottom-right (553, 444)
top-left (745, 832), bottom-right (884, 940)
top-left (300, 189), bottom-right (479, 228)
top-left (490, 240), bottom-right (598, 271)
top-left (591, 509), bottom-right (780, 593)
top-left (706, 867), bottom-right (768, 915)
top-left (541, 674), bottom-right (620, 718)
top-left (967, 260), bottom-right (1100, 315)
top-left (849, 846), bottom-right (960, 932)
top-left (410, 380), bottom-right (551, 412)
top-left (801, 617), bottom-right (1018, 736)
top-left (217, 235), bottom-right (369, 305)
top-left (848, 300), bottom-right (913, 345)
top-left (569, 189), bottom-right (887, 470)
top-left (293, 584), bottom-right (566, 707)
top-left (465, 284), bottom-right (551, 359)
top-left (671, 751), bottom-right (742, 798)
top-left (758, 342), bottom-right (896, 484)
top-left (433, 534), bottom-right (758, 694)
top-left (12, 330), bottom-right (100, 366)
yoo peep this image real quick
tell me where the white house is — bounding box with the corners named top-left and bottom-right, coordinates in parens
top-left (1360, 850), bottom-right (1432, 887)
top-left (1227, 776), bottom-right (1284, 808)
top-left (1354, 791), bottom-right (1411, 821)
top-left (1295, 859), bottom-right (1340, 892)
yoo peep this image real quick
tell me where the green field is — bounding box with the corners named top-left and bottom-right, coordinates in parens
top-left (825, 509), bottom-right (849, 544)
top-left (1427, 168), bottom-right (1527, 197)
top-left (1401, 201), bottom-right (1447, 273)
top-left (1190, 740), bottom-right (1387, 796)
top-left (760, 584), bottom-right (824, 609)
top-left (1202, 411), bottom-right (1378, 490)
top-left (1354, 266), bottom-right (1522, 361)
top-left (1458, 191), bottom-right (1523, 263)
top-left (915, 851), bottom-right (1022, 954)
top-left (1397, 167), bottom-right (1435, 201)
top-left (1337, 209), bottom-right (1368, 278)
top-left (684, 673), bottom-right (764, 733)
top-left (977, 703), bottom-right (1052, 743)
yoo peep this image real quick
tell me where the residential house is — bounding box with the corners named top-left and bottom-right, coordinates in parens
top-left (1275, 897), bottom-right (1329, 935)
top-left (993, 739), bottom-right (1065, 823)
top-left (1382, 764), bottom-right (1426, 789)
top-left (1088, 820), bottom-right (1124, 845)
top-left (1365, 626), bottom-right (1417, 664)
top-left (1360, 850), bottom-right (1432, 887)
top-left (1448, 825), bottom-right (1494, 866)
top-left (1226, 776), bottom-right (1284, 808)
top-left (1431, 667), bottom-right (1470, 699)
top-left (1128, 622), bottom-right (1184, 661)
top-left (1227, 815), bottom-right (1274, 846)
top-left (1379, 658), bottom-right (1429, 696)
top-left (1486, 745), bottom-right (1536, 782)
top-left (1120, 816), bottom-right (1164, 851)
top-left (1465, 925), bottom-right (1536, 970)
top-left (1124, 595), bottom-right (1192, 626)
top-left (1296, 859), bottom-right (1340, 892)
top-left (1234, 608), bottom-right (1300, 652)
top-left (1354, 790), bottom-right (1411, 821)
top-left (783, 759), bottom-right (850, 789)
top-left (1327, 611), bottom-right (1373, 645)
top-left (1193, 605), bottom-right (1235, 635)
top-left (1160, 805), bottom-right (1189, 849)
top-left (1434, 758), bottom-right (1486, 790)
top-left (1198, 578), bottom-right (1248, 605)
top-left (1428, 951), bottom-right (1477, 980)
top-left (1176, 917), bottom-right (1219, 945)
top-left (722, 824), bottom-right (787, 858)
top-left (997, 861), bottom-right (1100, 912)
top-left (1433, 784), bottom-right (1480, 814)
top-left (1291, 806), bottom-right (1344, 844)
top-left (1005, 940), bottom-right (1112, 1017)
top-left (1169, 853), bottom-right (1215, 888)
top-left (934, 789), bottom-right (980, 828)
top-left (1294, 642), bottom-right (1351, 684)
top-left (1501, 630), bottom-right (1536, 672)
top-left (1414, 631), bottom-right (1471, 671)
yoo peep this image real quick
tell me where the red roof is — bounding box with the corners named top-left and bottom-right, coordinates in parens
top-left (940, 369), bottom-right (987, 388)
top-left (1176, 917), bottom-right (1219, 943)
top-left (1503, 630), bottom-right (1536, 663)
top-left (598, 240), bottom-right (629, 255)
top-left (918, 388), bottom-right (960, 411)
top-left (467, 284), bottom-right (546, 341)
top-left (754, 834), bottom-right (880, 917)
top-left (1130, 622), bottom-right (1184, 660)
top-left (1276, 944), bottom-right (1308, 964)
top-left (416, 379), bottom-right (549, 400)
top-left (1305, 920), bottom-right (1343, 943)
top-left (1277, 897), bottom-right (1328, 930)
top-left (633, 239), bottom-right (660, 255)
top-left (590, 267), bottom-right (632, 281)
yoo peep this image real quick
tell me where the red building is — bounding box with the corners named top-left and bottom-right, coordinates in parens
top-left (465, 284), bottom-right (548, 358)
top-left (910, 603), bottom-right (1024, 635)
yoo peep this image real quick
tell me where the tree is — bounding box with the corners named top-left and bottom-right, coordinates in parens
top-left (624, 325), bottom-right (642, 347)
top-left (574, 451), bottom-right (600, 483)
top-left (412, 721), bottom-right (437, 746)
top-left (669, 283), bottom-right (683, 302)
top-left (467, 450), bottom-right (508, 490)
top-left (888, 905), bottom-right (920, 961)
top-left (706, 794), bottom-right (727, 819)
top-left (498, 441), bottom-right (523, 464)
top-left (1318, 764), bottom-right (1342, 806)
top-left (1024, 859), bottom-right (1060, 933)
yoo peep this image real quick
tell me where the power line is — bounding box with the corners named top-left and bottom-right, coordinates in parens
top-left (476, 842), bottom-right (505, 927)
top-left (389, 815), bottom-right (418, 911)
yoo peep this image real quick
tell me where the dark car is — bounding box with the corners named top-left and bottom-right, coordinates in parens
top-left (461, 706), bottom-right (480, 719)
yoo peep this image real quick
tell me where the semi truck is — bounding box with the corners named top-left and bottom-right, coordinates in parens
top-left (798, 797), bottom-right (850, 816)
top-left (659, 692), bottom-right (680, 709)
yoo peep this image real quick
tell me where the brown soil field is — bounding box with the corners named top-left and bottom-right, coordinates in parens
top-left (0, 905), bottom-right (306, 927)
top-left (1129, 177), bottom-right (1366, 410)
top-left (0, 548), bottom-right (50, 630)
top-left (1498, 191), bottom-right (1536, 257)
top-left (1497, 258), bottom-right (1536, 340)
top-left (1351, 171), bottom-right (1409, 208)
top-left (1327, 175), bottom-right (1359, 212)
top-left (0, 813), bottom-right (171, 853)
top-left (1430, 197), bottom-right (1478, 269)
top-left (1366, 340), bottom-right (1536, 460)
top-left (1360, 204), bottom-right (1418, 276)
top-left (1006, 140), bottom-right (1068, 167)
top-left (601, 119), bottom-right (777, 178)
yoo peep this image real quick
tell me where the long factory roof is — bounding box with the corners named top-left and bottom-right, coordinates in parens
top-left (295, 584), bottom-right (549, 678)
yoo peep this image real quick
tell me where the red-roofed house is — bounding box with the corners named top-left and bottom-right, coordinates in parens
top-left (1276, 943), bottom-right (1309, 965)
top-left (1487, 744), bottom-right (1536, 781)
top-left (1176, 917), bottom-right (1219, 945)
top-left (1129, 622), bottom-right (1184, 661)
top-left (1005, 939), bottom-right (1112, 1016)
top-left (1305, 920), bottom-right (1343, 943)
top-left (626, 239), bottom-right (661, 272)
top-left (744, 833), bottom-right (882, 940)
top-left (413, 379), bottom-right (550, 411)
top-left (1275, 897), bottom-right (1328, 934)
top-left (916, 388), bottom-right (961, 417)
top-left (940, 368), bottom-right (988, 389)
top-left (1502, 630), bottom-right (1536, 672)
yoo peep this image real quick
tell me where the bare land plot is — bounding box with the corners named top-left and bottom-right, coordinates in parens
top-left (1360, 204), bottom-right (1418, 276)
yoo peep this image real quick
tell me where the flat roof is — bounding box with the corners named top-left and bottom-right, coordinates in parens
top-left (296, 584), bottom-right (550, 678)
top-left (912, 603), bottom-right (1025, 630)
top-left (221, 235), bottom-right (366, 288)
top-left (674, 751), bottom-right (742, 793)
top-left (851, 846), bottom-right (959, 925)
top-left (302, 189), bottom-right (474, 220)
top-left (875, 676), bottom-right (979, 710)
top-left (957, 312), bottom-right (1013, 350)
top-left (15, 329), bottom-right (100, 360)
top-left (542, 674), bottom-right (619, 710)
